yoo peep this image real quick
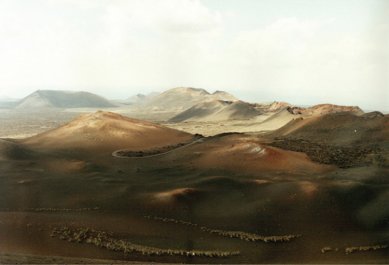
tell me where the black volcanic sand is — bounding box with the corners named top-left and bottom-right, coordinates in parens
top-left (0, 134), bottom-right (388, 263)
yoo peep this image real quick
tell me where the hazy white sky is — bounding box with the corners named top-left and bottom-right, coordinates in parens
top-left (0, 0), bottom-right (388, 110)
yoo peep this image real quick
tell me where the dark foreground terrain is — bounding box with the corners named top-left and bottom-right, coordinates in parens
top-left (0, 111), bottom-right (388, 263)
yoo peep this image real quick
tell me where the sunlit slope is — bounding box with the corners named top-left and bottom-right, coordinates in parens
top-left (22, 111), bottom-right (193, 153)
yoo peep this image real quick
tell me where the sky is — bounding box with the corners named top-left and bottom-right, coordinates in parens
top-left (0, 0), bottom-right (388, 111)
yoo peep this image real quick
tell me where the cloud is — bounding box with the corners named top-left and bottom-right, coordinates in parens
top-left (222, 17), bottom-right (388, 109)
top-left (231, 18), bottom-right (326, 68)
top-left (53, 0), bottom-right (223, 34)
top-left (100, 0), bottom-right (222, 46)
top-left (0, 0), bottom-right (224, 96)
top-left (0, 1), bottom-right (387, 110)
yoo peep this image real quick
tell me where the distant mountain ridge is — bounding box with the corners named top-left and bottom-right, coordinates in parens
top-left (10, 88), bottom-right (370, 125)
top-left (123, 92), bottom-right (160, 105)
top-left (141, 87), bottom-right (238, 112)
top-left (16, 90), bottom-right (115, 109)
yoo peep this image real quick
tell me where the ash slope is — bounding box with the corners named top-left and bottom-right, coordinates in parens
top-left (22, 111), bottom-right (194, 154)
top-left (273, 111), bottom-right (389, 145)
top-left (267, 110), bottom-right (389, 169)
top-left (169, 100), bottom-right (262, 122)
top-left (171, 101), bottom-right (365, 123)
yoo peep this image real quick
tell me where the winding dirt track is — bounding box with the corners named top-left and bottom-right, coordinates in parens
top-left (112, 138), bottom-right (204, 159)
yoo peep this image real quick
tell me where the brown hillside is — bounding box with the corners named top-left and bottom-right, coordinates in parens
top-left (170, 100), bottom-right (262, 122)
top-left (186, 134), bottom-right (333, 175)
top-left (273, 111), bottom-right (389, 146)
top-left (287, 104), bottom-right (363, 116)
top-left (22, 111), bottom-right (193, 153)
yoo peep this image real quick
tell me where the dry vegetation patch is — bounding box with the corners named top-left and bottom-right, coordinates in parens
top-left (29, 207), bottom-right (99, 212)
top-left (146, 215), bottom-right (301, 243)
top-left (113, 134), bottom-right (203, 158)
top-left (270, 138), bottom-right (384, 168)
top-left (51, 226), bottom-right (239, 258)
top-left (345, 244), bottom-right (388, 254)
top-left (320, 246), bottom-right (338, 253)
top-left (320, 245), bottom-right (388, 254)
